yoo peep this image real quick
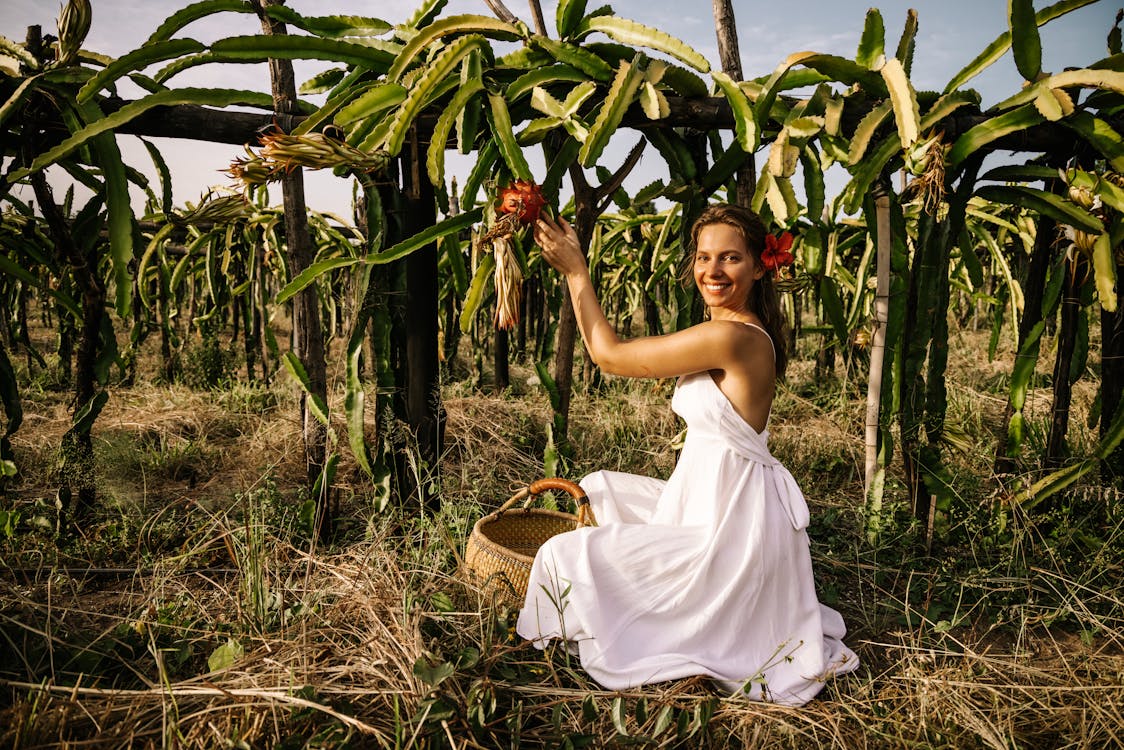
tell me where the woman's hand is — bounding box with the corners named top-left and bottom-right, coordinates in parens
top-left (534, 215), bottom-right (588, 279)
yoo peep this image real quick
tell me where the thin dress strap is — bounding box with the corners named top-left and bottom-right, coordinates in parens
top-left (742, 322), bottom-right (776, 360)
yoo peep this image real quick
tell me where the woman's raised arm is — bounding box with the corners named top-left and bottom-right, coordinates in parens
top-left (534, 215), bottom-right (768, 379)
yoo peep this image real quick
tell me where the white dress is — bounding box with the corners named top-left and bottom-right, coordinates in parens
top-left (516, 345), bottom-right (859, 706)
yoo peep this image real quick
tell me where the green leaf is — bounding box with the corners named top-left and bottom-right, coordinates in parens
top-left (800, 146), bottom-right (825, 223)
top-left (0, 74), bottom-right (44, 131)
top-left (944, 0), bottom-right (1098, 92)
top-left (146, 0), bottom-right (250, 44)
top-left (895, 8), bottom-right (919, 74)
top-left (532, 37), bottom-right (614, 80)
top-left (77, 39), bottom-right (204, 102)
top-left (847, 101), bottom-right (892, 166)
top-left (843, 136), bottom-right (900, 214)
top-left (1009, 0), bottom-right (1042, 81)
top-left (947, 104), bottom-right (1044, 169)
top-left (443, 234), bottom-right (469, 296)
top-left (207, 638), bottom-right (244, 673)
top-left (385, 34), bottom-right (486, 156)
top-left (82, 118), bottom-right (135, 317)
top-left (487, 92), bottom-right (533, 180)
top-left (387, 15), bottom-right (520, 82)
top-left (646, 129), bottom-right (696, 181)
top-left (530, 86), bottom-right (568, 119)
top-left (428, 79), bottom-right (484, 187)
top-left (276, 257), bottom-right (362, 305)
top-left (334, 83), bottom-right (407, 125)
top-left (611, 696), bottom-right (629, 736)
top-left (460, 253), bottom-right (496, 333)
top-left (820, 277), bottom-right (849, 348)
top-left (507, 64), bottom-right (586, 102)
top-left (1092, 230), bottom-right (1118, 312)
top-left (71, 391), bottom-right (108, 435)
top-left (0, 34), bottom-right (40, 70)
top-left (881, 57), bottom-right (920, 148)
top-left (701, 141), bottom-right (749, 193)
top-left (207, 34), bottom-right (395, 74)
top-left (979, 163), bottom-right (1060, 182)
top-left (856, 8), bottom-right (886, 69)
top-left (262, 7), bottom-right (392, 38)
top-left (556, 0), bottom-right (588, 39)
top-left (1061, 111), bottom-right (1124, 172)
top-left (517, 117), bottom-right (563, 145)
top-left (996, 68), bottom-right (1124, 110)
top-left (299, 67), bottom-right (346, 95)
top-left (10, 88), bottom-right (276, 180)
top-left (404, 0), bottom-right (447, 31)
top-left (639, 81), bottom-right (669, 119)
top-left (1015, 392), bottom-right (1124, 510)
top-left (788, 54), bottom-right (887, 92)
top-left (976, 184), bottom-right (1103, 234)
top-left (712, 70), bottom-right (757, 152)
top-left (140, 138), bottom-right (173, 216)
top-left (457, 50), bottom-right (484, 154)
top-left (580, 58), bottom-right (645, 167)
top-left (661, 64), bottom-right (710, 98)
top-left (292, 69), bottom-right (370, 135)
top-left (578, 16), bottom-right (710, 73)
top-left (413, 656), bottom-right (456, 688)
top-left (282, 352), bottom-right (330, 426)
top-left (754, 53), bottom-right (874, 133)
top-left (919, 90), bottom-right (982, 130)
top-left (367, 208), bottom-right (482, 265)
top-left (767, 128), bottom-right (799, 178)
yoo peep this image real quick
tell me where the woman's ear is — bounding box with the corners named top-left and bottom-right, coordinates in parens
top-left (752, 260), bottom-right (766, 281)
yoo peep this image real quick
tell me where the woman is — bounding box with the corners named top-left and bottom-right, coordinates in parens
top-left (516, 204), bottom-right (857, 706)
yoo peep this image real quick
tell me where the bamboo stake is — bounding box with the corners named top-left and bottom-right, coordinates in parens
top-left (865, 191), bottom-right (891, 500)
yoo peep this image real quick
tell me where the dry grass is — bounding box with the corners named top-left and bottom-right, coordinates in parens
top-left (1, 327), bottom-right (1123, 748)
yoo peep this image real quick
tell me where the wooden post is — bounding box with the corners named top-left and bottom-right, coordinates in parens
top-left (253, 0), bottom-right (330, 536)
top-left (400, 137), bottom-right (444, 513)
top-left (711, 0), bottom-right (754, 206)
top-left (1102, 285), bottom-right (1124, 480)
top-left (1047, 257), bottom-right (1082, 468)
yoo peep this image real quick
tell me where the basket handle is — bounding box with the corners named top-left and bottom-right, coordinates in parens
top-left (496, 477), bottom-right (598, 527)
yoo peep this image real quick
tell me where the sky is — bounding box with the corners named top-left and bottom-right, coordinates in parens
top-left (1, 0), bottom-right (1113, 218)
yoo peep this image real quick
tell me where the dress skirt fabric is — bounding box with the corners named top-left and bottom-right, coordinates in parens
top-left (515, 372), bottom-right (858, 706)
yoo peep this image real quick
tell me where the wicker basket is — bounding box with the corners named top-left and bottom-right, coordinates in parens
top-left (465, 477), bottom-right (597, 605)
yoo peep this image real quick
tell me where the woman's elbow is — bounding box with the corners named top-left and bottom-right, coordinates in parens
top-left (593, 350), bottom-right (640, 377)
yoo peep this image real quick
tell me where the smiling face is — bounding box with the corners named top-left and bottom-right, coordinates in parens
top-left (692, 223), bottom-right (766, 316)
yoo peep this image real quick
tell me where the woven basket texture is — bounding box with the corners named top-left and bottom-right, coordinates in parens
top-left (465, 507), bottom-right (581, 605)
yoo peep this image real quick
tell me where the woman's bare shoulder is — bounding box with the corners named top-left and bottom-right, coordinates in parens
top-left (692, 319), bottom-right (773, 368)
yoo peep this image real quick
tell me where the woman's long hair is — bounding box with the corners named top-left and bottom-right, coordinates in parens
top-left (688, 204), bottom-right (789, 379)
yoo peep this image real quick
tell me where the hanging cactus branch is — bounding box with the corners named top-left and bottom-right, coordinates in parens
top-left (227, 127), bottom-right (390, 191)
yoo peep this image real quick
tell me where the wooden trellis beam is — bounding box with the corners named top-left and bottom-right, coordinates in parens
top-left (95, 96), bottom-right (1104, 160)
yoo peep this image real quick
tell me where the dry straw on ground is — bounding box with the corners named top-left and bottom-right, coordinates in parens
top-left (2, 333), bottom-right (1122, 747)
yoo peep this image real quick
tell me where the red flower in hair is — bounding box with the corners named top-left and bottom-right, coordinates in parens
top-left (761, 231), bottom-right (795, 274)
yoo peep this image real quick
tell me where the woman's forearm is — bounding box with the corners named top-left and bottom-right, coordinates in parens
top-left (566, 270), bottom-right (620, 367)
